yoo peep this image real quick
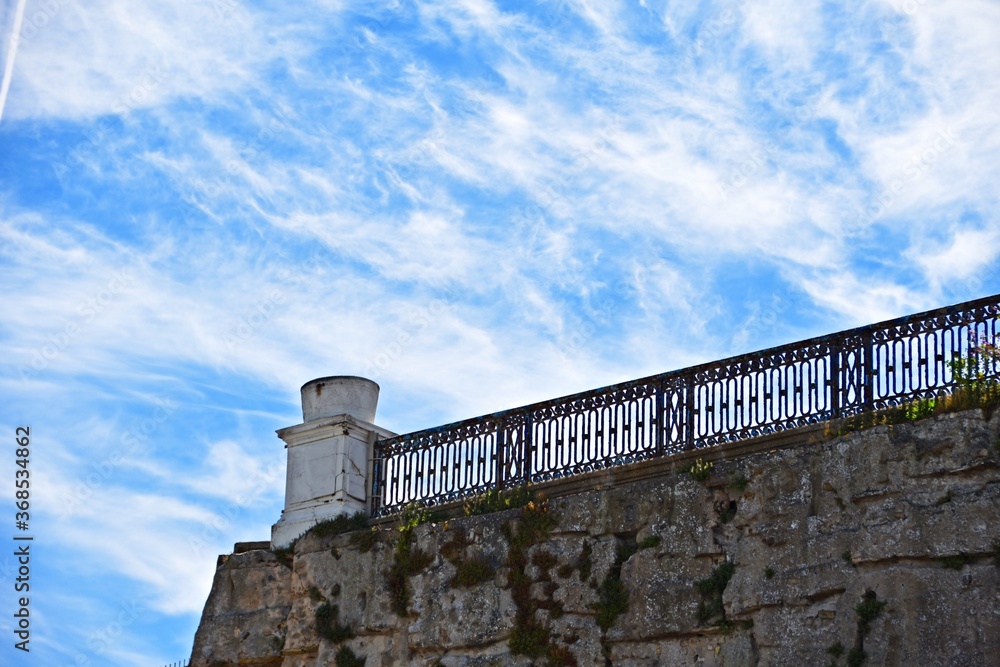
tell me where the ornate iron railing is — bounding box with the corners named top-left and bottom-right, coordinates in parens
top-left (370, 294), bottom-right (1000, 517)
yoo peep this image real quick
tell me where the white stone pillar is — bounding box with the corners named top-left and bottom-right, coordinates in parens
top-left (270, 376), bottom-right (396, 548)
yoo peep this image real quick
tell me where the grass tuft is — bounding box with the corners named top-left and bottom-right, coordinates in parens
top-left (315, 602), bottom-right (354, 643)
top-left (309, 511), bottom-right (369, 538)
top-left (464, 485), bottom-right (534, 516)
top-left (938, 553), bottom-right (971, 570)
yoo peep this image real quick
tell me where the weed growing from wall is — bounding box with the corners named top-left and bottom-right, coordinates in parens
top-left (464, 485), bottom-right (534, 516)
top-left (938, 553), bottom-right (971, 570)
top-left (309, 511), bottom-right (369, 538)
top-left (350, 527), bottom-right (380, 553)
top-left (828, 338), bottom-right (1000, 438)
top-left (591, 532), bottom-right (661, 660)
top-left (688, 458), bottom-right (713, 481)
top-left (273, 546), bottom-right (294, 569)
top-left (272, 511), bottom-right (370, 571)
top-left (440, 531), bottom-right (496, 587)
top-left (854, 591), bottom-right (885, 635)
top-left (594, 541), bottom-right (634, 633)
top-left (830, 590), bottom-right (887, 667)
top-left (695, 561), bottom-right (735, 626)
top-left (315, 602), bottom-right (354, 643)
top-left (334, 645), bottom-right (366, 667)
top-left (501, 497), bottom-right (574, 665)
top-left (728, 473), bottom-right (748, 491)
top-left (639, 535), bottom-right (661, 549)
top-left (827, 641), bottom-right (845, 660)
top-left (387, 503), bottom-right (435, 616)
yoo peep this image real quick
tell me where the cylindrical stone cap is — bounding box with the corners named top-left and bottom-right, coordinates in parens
top-left (301, 376), bottom-right (380, 423)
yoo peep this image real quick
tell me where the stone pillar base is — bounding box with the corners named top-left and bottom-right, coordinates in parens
top-left (270, 411), bottom-right (396, 548)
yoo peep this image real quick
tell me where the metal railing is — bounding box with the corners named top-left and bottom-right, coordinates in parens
top-left (371, 293), bottom-right (1000, 517)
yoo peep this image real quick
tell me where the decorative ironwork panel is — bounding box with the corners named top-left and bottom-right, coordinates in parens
top-left (369, 294), bottom-right (1000, 517)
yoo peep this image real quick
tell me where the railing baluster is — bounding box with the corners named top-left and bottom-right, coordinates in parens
top-left (862, 329), bottom-right (875, 413)
top-left (684, 373), bottom-right (695, 450)
top-left (654, 381), bottom-right (664, 457)
top-left (830, 340), bottom-right (840, 419)
top-left (495, 419), bottom-right (507, 491)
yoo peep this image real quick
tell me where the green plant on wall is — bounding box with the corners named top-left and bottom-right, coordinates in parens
top-left (387, 503), bottom-right (435, 617)
top-left (830, 590), bottom-right (887, 667)
top-left (593, 542), bottom-right (634, 633)
top-left (695, 561), bottom-right (735, 626)
top-left (829, 333), bottom-right (1000, 439)
top-left (938, 553), bottom-right (971, 570)
top-left (464, 485), bottom-right (534, 516)
top-left (949, 333), bottom-right (1000, 410)
top-left (501, 496), bottom-right (576, 665)
top-left (854, 591), bottom-right (886, 636)
top-left (315, 602), bottom-right (354, 643)
top-left (824, 334), bottom-right (1000, 440)
top-left (728, 472), bottom-right (748, 491)
top-left (272, 546), bottom-right (294, 569)
top-left (350, 527), bottom-right (380, 553)
top-left (309, 511), bottom-right (369, 538)
top-left (441, 531), bottom-right (496, 588)
top-left (638, 534), bottom-right (661, 549)
top-left (334, 645), bottom-right (366, 667)
top-left (688, 458), bottom-right (713, 481)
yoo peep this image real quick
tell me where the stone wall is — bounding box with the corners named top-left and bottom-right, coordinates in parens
top-left (190, 409), bottom-right (1000, 666)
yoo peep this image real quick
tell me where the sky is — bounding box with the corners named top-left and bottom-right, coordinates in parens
top-left (0, 0), bottom-right (998, 664)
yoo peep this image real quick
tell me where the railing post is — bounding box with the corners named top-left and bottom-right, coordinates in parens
top-left (829, 340), bottom-right (841, 420)
top-left (495, 418), bottom-right (507, 491)
top-left (862, 330), bottom-right (875, 413)
top-left (369, 436), bottom-right (383, 517)
top-left (523, 411), bottom-right (534, 485)
top-left (654, 381), bottom-right (665, 457)
top-left (685, 372), bottom-right (696, 450)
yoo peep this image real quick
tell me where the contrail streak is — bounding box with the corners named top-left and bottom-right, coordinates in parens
top-left (0, 0), bottom-right (28, 127)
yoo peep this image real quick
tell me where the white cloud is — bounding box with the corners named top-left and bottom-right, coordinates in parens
top-left (796, 271), bottom-right (923, 326)
top-left (6, 0), bottom-right (273, 120)
top-left (907, 226), bottom-right (1000, 290)
top-left (741, 0), bottom-right (823, 70)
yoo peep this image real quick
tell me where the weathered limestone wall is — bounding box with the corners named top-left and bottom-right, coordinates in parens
top-left (190, 410), bottom-right (1000, 666)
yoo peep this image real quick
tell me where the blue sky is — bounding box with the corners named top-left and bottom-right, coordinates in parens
top-left (0, 0), bottom-right (998, 664)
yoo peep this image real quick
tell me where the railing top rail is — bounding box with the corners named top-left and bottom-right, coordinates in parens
top-left (380, 292), bottom-right (1000, 446)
